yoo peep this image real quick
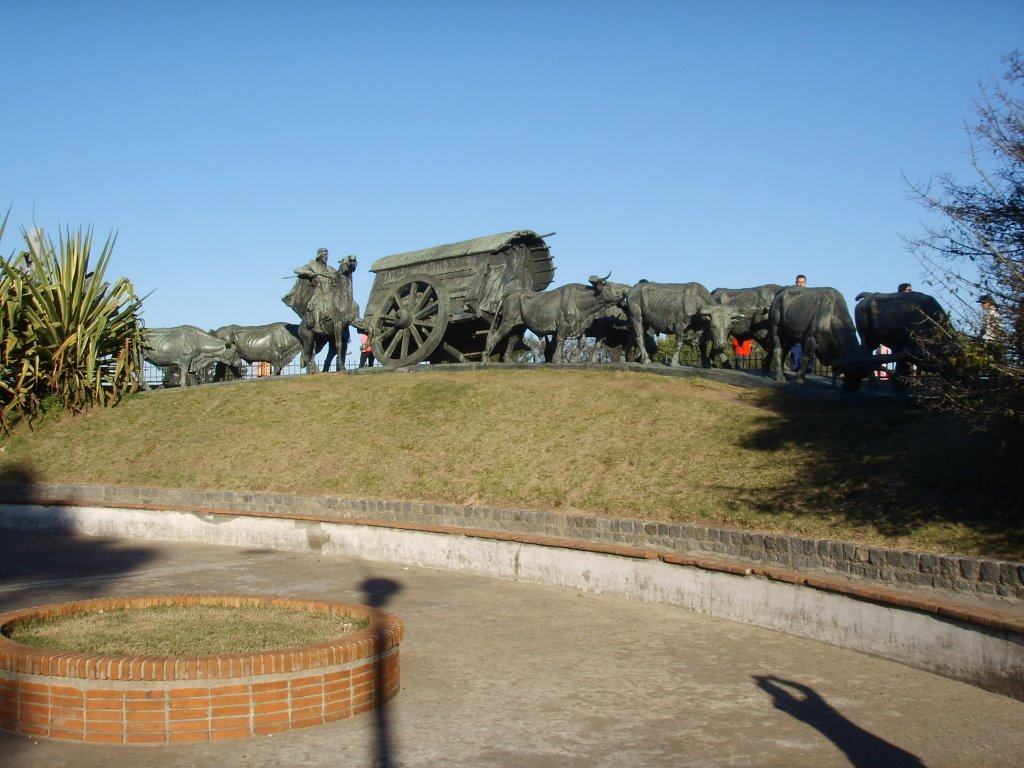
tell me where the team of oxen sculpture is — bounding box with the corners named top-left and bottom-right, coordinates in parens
top-left (140, 325), bottom-right (243, 388)
top-left (142, 244), bottom-right (949, 393)
top-left (211, 323), bottom-right (304, 377)
top-left (853, 291), bottom-right (951, 379)
top-left (482, 274), bottom-right (632, 363)
top-left (487, 277), bottom-right (952, 393)
top-left (768, 287), bottom-right (866, 389)
top-left (623, 281), bottom-right (746, 368)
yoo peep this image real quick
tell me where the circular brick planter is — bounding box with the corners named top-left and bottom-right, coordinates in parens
top-left (0, 595), bottom-right (403, 744)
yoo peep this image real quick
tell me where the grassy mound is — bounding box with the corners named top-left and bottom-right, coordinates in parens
top-left (0, 367), bottom-right (1020, 559)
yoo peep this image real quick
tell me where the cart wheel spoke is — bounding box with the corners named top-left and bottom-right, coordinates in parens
top-left (382, 331), bottom-right (400, 358)
top-left (413, 286), bottom-right (435, 315)
top-left (414, 297), bottom-right (439, 321)
top-left (408, 323), bottom-right (425, 347)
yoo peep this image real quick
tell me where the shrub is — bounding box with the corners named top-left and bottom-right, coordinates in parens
top-left (0, 216), bottom-right (145, 432)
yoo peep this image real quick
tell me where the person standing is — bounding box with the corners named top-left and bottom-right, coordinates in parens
top-left (731, 336), bottom-right (752, 369)
top-left (978, 294), bottom-right (1001, 346)
top-left (359, 330), bottom-right (375, 368)
top-left (790, 274), bottom-right (808, 372)
top-left (894, 284), bottom-right (916, 378)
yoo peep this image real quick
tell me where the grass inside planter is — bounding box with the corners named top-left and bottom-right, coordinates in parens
top-left (5, 604), bottom-right (370, 655)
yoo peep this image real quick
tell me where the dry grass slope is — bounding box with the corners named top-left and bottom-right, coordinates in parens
top-left (1, 367), bottom-right (1020, 559)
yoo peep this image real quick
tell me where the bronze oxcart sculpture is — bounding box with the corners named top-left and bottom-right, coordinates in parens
top-left (363, 230), bottom-right (555, 367)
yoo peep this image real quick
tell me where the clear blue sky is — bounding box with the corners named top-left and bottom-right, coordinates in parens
top-left (3, 1), bottom-right (1022, 338)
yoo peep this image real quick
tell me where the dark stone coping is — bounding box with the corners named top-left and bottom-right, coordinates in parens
top-left (0, 483), bottom-right (1021, 629)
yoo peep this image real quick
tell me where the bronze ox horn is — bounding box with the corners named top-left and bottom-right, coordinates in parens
top-left (588, 271), bottom-right (612, 284)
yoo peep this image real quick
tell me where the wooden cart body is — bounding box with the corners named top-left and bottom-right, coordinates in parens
top-left (364, 230), bottom-right (555, 367)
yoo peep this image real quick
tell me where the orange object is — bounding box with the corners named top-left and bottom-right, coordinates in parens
top-left (731, 338), bottom-right (752, 355)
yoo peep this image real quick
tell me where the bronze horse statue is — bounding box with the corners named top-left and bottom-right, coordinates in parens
top-left (283, 253), bottom-right (363, 373)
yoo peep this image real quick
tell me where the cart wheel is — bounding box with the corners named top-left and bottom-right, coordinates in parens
top-left (371, 275), bottom-right (450, 367)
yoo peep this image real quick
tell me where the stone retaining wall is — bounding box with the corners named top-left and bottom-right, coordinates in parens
top-left (1, 483), bottom-right (1020, 602)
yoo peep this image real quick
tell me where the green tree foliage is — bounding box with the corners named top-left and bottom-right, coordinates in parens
top-left (0, 215), bottom-right (145, 432)
top-left (652, 334), bottom-right (702, 367)
top-left (907, 52), bottom-right (1024, 452)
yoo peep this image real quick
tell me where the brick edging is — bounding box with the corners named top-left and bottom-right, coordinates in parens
top-left (0, 595), bottom-right (403, 743)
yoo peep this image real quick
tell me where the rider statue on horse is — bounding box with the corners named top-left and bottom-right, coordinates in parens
top-left (283, 247), bottom-right (336, 333)
top-left (283, 248), bottom-right (362, 372)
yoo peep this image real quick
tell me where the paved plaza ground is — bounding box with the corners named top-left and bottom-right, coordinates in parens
top-left (0, 529), bottom-right (1021, 768)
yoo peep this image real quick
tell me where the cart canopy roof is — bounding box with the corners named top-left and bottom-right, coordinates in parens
top-left (370, 230), bottom-right (549, 273)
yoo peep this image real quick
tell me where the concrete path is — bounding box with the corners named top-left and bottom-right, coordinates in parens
top-left (0, 529), bottom-right (1021, 768)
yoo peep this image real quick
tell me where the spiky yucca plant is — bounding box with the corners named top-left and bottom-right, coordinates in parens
top-left (0, 216), bottom-right (145, 431)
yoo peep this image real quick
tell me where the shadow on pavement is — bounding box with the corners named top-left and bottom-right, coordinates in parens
top-left (361, 577), bottom-right (402, 768)
top-left (0, 465), bottom-right (159, 613)
top-left (0, 464), bottom-right (161, 762)
top-left (0, 529), bottom-right (159, 613)
top-left (754, 675), bottom-right (925, 768)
